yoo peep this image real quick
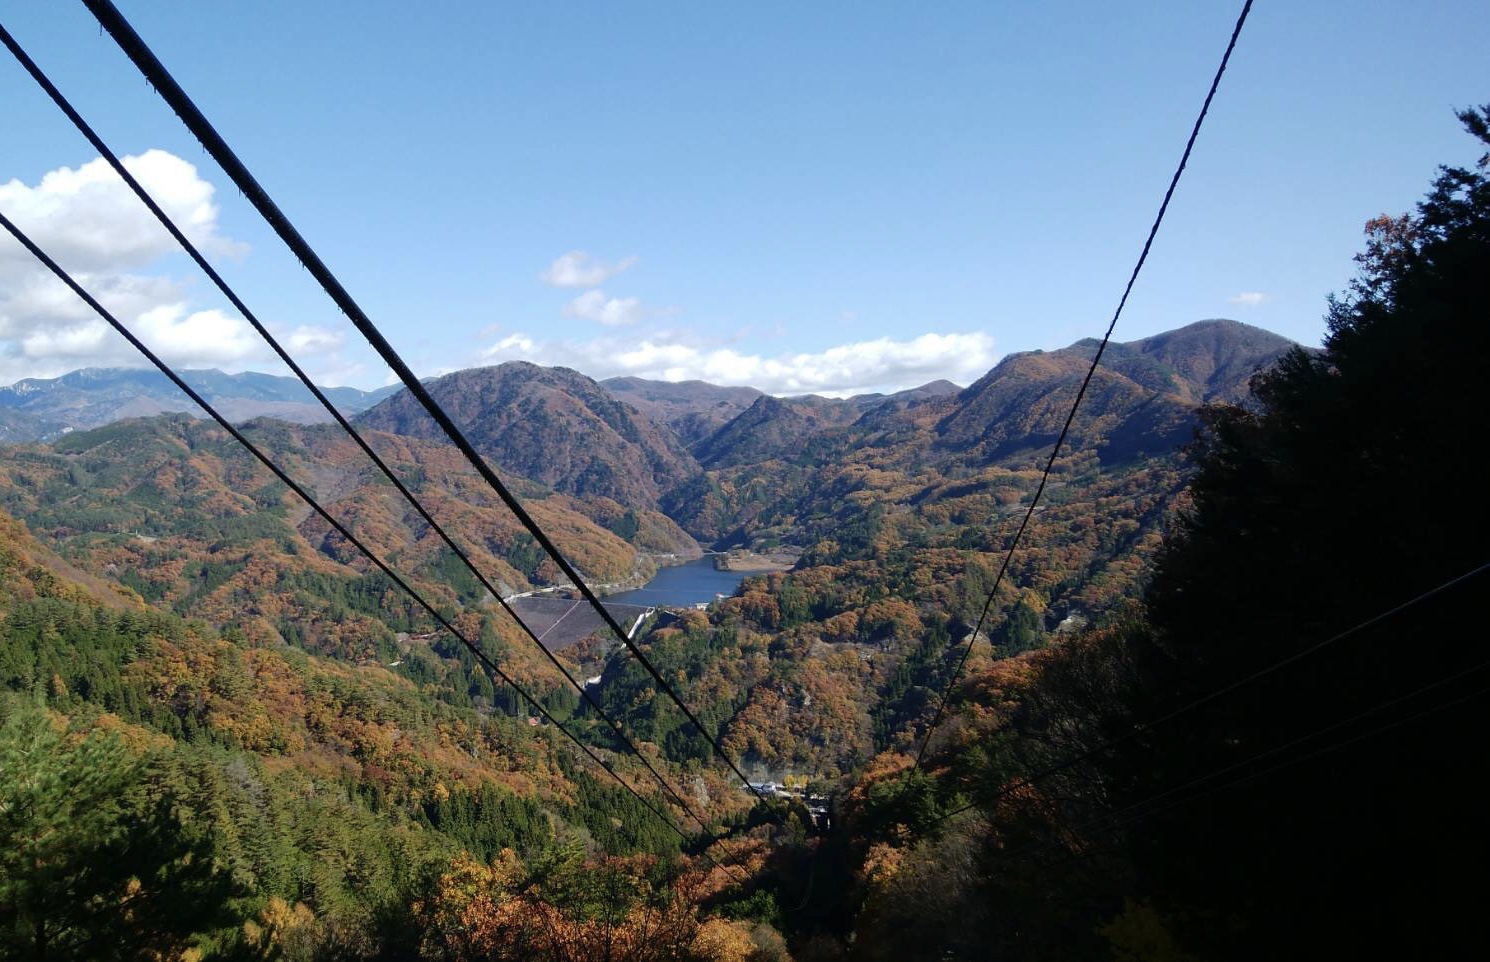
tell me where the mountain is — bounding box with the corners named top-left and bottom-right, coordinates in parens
top-left (600, 321), bottom-right (1300, 779)
top-left (0, 316), bottom-right (1306, 958)
top-left (1104, 318), bottom-right (1300, 403)
top-left (357, 362), bottom-right (701, 509)
top-left (600, 377), bottom-right (963, 456)
top-left (0, 414), bottom-right (696, 668)
top-left (0, 367), bottom-right (399, 441)
top-left (0, 497), bottom-right (756, 961)
top-left (600, 376), bottom-right (765, 451)
top-left (935, 319), bottom-right (1296, 464)
top-left (691, 394), bottom-right (858, 470)
top-left (0, 406), bottom-right (64, 444)
top-left (661, 319), bottom-right (1295, 546)
top-left (844, 379), bottom-right (963, 410)
top-left (677, 319), bottom-right (1292, 481)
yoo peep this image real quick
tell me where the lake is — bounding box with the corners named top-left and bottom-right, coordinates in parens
top-left (606, 556), bottom-right (749, 607)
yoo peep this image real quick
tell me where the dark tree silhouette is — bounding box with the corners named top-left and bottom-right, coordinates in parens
top-left (1114, 105), bottom-right (1490, 959)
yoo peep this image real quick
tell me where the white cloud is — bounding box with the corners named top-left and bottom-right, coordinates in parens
top-left (136, 305), bottom-right (267, 366)
top-left (0, 280), bottom-right (275, 384)
top-left (490, 333), bottom-right (536, 353)
top-left (0, 151), bottom-right (360, 386)
top-left (1228, 291), bottom-right (1270, 307)
top-left (539, 250), bottom-right (637, 288)
top-left (479, 329), bottom-right (996, 397)
top-left (286, 324), bottom-right (344, 353)
top-left (562, 289), bottom-right (645, 326)
top-left (0, 150), bottom-right (243, 275)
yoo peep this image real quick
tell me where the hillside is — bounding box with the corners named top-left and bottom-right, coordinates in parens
top-left (845, 378), bottom-right (962, 410)
top-left (0, 501), bottom-right (767, 961)
top-left (0, 321), bottom-right (1291, 751)
top-left (936, 319), bottom-right (1295, 462)
top-left (357, 362), bottom-right (701, 509)
top-left (601, 376), bottom-right (765, 451)
top-left (0, 415), bottom-right (695, 676)
top-left (691, 394), bottom-right (858, 470)
top-left (663, 319), bottom-right (1292, 548)
top-left (0, 317), bottom-right (1301, 958)
top-left (0, 367), bottom-right (397, 441)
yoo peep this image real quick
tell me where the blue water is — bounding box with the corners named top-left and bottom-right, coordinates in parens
top-left (606, 556), bottom-right (748, 607)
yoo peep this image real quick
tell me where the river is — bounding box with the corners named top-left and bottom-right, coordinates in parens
top-left (606, 556), bottom-right (749, 607)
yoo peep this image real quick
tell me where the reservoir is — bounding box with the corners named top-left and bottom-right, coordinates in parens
top-left (607, 556), bottom-right (750, 607)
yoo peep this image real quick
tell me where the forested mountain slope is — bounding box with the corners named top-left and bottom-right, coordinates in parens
top-left (0, 318), bottom-right (1292, 782)
top-left (0, 505), bottom-right (782, 961)
top-left (601, 376), bottom-right (765, 451)
top-left (0, 310), bottom-right (1300, 960)
top-left (663, 319), bottom-right (1292, 546)
top-left (935, 319), bottom-right (1293, 463)
top-left (0, 415), bottom-right (694, 678)
top-left (691, 394), bottom-right (859, 470)
top-left (357, 362), bottom-right (701, 509)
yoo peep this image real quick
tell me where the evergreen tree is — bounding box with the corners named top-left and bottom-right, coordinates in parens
top-left (0, 699), bottom-right (237, 961)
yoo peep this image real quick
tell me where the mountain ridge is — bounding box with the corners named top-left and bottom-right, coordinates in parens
top-left (354, 361), bottom-right (702, 510)
top-left (0, 366), bottom-right (399, 441)
top-left (2, 319), bottom-right (1287, 450)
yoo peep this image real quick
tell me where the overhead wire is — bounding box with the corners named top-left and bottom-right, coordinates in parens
top-left (0, 18), bottom-right (752, 872)
top-left (906, 0), bottom-right (1256, 775)
top-left (977, 669), bottom-right (1490, 877)
top-left (81, 0), bottom-right (765, 805)
top-left (929, 557), bottom-right (1490, 826)
top-left (0, 205), bottom-right (744, 884)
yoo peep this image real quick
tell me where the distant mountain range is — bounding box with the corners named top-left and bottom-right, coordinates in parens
top-left (349, 318), bottom-right (1294, 544)
top-left (3, 321), bottom-right (1296, 527)
top-left (0, 367), bottom-right (399, 443)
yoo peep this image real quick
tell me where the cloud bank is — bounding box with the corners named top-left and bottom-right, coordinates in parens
top-left (0, 151), bottom-right (342, 385)
top-left (479, 329), bottom-right (995, 397)
top-left (1228, 291), bottom-right (1270, 307)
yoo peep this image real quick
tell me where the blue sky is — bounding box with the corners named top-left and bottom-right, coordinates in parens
top-left (2, 1), bottom-right (1487, 394)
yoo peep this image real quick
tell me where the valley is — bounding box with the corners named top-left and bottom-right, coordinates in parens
top-left (0, 319), bottom-right (1292, 781)
top-left (5, 248), bottom-right (1486, 958)
top-left (1, 0), bottom-right (1484, 953)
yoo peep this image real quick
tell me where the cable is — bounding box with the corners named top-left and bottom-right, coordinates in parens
top-left (930, 557), bottom-right (1490, 825)
top-left (0, 206), bottom-right (743, 884)
top-left (906, 0), bottom-right (1255, 777)
top-left (82, 0), bottom-right (764, 804)
top-left (0, 20), bottom-right (748, 870)
top-left (1097, 662), bottom-right (1490, 834)
top-left (983, 675), bottom-right (1490, 877)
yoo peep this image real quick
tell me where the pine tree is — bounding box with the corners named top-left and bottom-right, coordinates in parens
top-left (0, 699), bottom-right (237, 961)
